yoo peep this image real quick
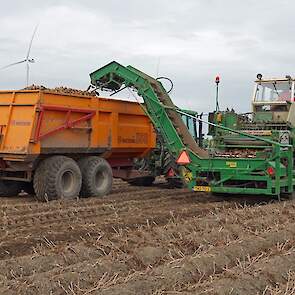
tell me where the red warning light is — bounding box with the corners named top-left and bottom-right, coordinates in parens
top-left (176, 151), bottom-right (191, 165)
top-left (267, 166), bottom-right (275, 177)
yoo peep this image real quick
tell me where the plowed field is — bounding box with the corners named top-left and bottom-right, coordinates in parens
top-left (0, 179), bottom-right (295, 294)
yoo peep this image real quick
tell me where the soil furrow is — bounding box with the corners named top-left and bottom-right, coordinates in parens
top-left (92, 221), bottom-right (295, 295)
top-left (0, 181), bottom-right (293, 295)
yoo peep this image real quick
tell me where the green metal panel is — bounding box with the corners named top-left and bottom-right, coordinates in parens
top-left (254, 112), bottom-right (273, 122)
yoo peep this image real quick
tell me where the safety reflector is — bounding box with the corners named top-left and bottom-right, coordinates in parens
top-left (176, 150), bottom-right (191, 165)
top-left (167, 168), bottom-right (175, 177)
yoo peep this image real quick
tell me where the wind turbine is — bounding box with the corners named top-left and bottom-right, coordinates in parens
top-left (1, 24), bottom-right (39, 86)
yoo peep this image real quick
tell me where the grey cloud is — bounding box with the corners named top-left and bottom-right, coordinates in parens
top-left (0, 0), bottom-right (294, 113)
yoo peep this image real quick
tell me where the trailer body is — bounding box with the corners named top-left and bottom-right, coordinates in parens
top-left (0, 90), bottom-right (156, 184)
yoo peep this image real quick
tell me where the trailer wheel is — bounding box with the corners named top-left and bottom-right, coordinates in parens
top-left (34, 156), bottom-right (82, 201)
top-left (0, 180), bottom-right (23, 197)
top-left (78, 156), bottom-right (113, 198)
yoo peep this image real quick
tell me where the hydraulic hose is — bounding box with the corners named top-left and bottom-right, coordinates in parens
top-left (156, 76), bottom-right (174, 94)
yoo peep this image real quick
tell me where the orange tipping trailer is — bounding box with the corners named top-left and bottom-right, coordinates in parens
top-left (0, 90), bottom-right (156, 201)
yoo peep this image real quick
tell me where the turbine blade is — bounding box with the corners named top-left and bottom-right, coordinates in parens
top-left (0, 59), bottom-right (27, 70)
top-left (26, 23), bottom-right (39, 60)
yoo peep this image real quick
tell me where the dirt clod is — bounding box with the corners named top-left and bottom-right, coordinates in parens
top-left (134, 246), bottom-right (165, 266)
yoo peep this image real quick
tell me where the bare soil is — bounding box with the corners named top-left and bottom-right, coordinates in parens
top-left (0, 179), bottom-right (295, 294)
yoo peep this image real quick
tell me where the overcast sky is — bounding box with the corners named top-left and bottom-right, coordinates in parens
top-left (0, 0), bottom-right (294, 112)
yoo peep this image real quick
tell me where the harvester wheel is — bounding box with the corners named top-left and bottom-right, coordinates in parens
top-left (286, 192), bottom-right (295, 200)
top-left (127, 176), bottom-right (155, 186)
top-left (34, 156), bottom-right (82, 201)
top-left (163, 152), bottom-right (185, 188)
top-left (78, 156), bottom-right (113, 198)
top-left (166, 177), bottom-right (185, 188)
top-left (0, 180), bottom-right (23, 197)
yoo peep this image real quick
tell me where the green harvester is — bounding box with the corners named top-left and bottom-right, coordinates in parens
top-left (90, 63), bottom-right (294, 198)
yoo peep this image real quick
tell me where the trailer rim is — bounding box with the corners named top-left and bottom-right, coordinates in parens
top-left (61, 170), bottom-right (75, 194)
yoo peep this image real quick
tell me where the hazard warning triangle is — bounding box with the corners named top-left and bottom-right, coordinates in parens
top-left (167, 168), bottom-right (175, 177)
top-left (176, 151), bottom-right (191, 165)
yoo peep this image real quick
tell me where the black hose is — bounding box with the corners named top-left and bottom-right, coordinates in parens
top-left (156, 76), bottom-right (174, 94)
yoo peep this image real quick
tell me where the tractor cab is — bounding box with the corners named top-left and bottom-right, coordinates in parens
top-left (208, 74), bottom-right (295, 148)
top-left (252, 75), bottom-right (295, 124)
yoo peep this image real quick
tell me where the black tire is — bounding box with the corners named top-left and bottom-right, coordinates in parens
top-left (78, 156), bottom-right (113, 198)
top-left (127, 176), bottom-right (155, 187)
top-left (163, 152), bottom-right (185, 188)
top-left (166, 177), bottom-right (185, 188)
top-left (283, 192), bottom-right (295, 200)
top-left (0, 180), bottom-right (23, 197)
top-left (34, 156), bottom-right (82, 201)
